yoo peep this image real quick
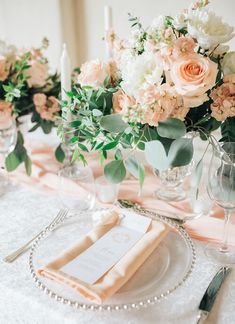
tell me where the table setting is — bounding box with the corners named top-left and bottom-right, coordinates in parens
top-left (1, 0), bottom-right (235, 323)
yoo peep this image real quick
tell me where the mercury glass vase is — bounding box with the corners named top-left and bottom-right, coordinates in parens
top-left (154, 160), bottom-right (195, 202)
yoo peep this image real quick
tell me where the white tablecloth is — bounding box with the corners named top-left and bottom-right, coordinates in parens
top-left (1, 184), bottom-right (235, 324)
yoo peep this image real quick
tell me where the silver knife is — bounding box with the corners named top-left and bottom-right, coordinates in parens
top-left (197, 266), bottom-right (232, 323)
top-left (117, 199), bottom-right (185, 225)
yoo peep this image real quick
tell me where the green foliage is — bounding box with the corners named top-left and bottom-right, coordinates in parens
top-left (220, 117), bottom-right (235, 142)
top-left (144, 138), bottom-right (194, 171)
top-left (104, 160), bottom-right (126, 183)
top-left (168, 138), bottom-right (194, 168)
top-left (157, 118), bottom-right (186, 139)
top-left (5, 131), bottom-right (31, 175)
top-left (124, 155), bottom-right (145, 188)
top-left (55, 144), bottom-right (65, 163)
top-left (100, 114), bottom-right (129, 133)
top-left (145, 140), bottom-right (168, 171)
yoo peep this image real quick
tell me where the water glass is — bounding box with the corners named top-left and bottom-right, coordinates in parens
top-left (95, 175), bottom-right (119, 204)
top-left (58, 164), bottom-right (96, 213)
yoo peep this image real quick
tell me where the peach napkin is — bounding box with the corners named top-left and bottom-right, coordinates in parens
top-left (38, 210), bottom-right (169, 304)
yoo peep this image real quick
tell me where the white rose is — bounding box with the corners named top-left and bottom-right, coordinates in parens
top-left (187, 9), bottom-right (234, 49)
top-left (221, 52), bottom-right (235, 75)
top-left (120, 52), bottom-right (163, 97)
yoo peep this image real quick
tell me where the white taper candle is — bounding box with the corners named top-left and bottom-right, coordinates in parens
top-left (104, 5), bottom-right (113, 60)
top-left (60, 43), bottom-right (71, 101)
top-left (60, 43), bottom-right (72, 121)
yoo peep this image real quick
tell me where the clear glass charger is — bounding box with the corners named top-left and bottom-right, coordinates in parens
top-left (29, 208), bottom-right (196, 311)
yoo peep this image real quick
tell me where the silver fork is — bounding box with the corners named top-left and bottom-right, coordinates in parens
top-left (3, 209), bottom-right (68, 263)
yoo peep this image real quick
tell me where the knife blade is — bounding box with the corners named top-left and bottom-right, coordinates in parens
top-left (197, 266), bottom-right (232, 323)
top-left (117, 199), bottom-right (185, 225)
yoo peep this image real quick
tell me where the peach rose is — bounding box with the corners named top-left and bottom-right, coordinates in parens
top-left (26, 61), bottom-right (48, 88)
top-left (0, 57), bottom-right (9, 81)
top-left (112, 89), bottom-right (135, 114)
top-left (77, 59), bottom-right (110, 87)
top-left (0, 101), bottom-right (13, 129)
top-left (170, 54), bottom-right (218, 97)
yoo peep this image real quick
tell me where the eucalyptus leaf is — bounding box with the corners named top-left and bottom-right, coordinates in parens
top-left (168, 138), bottom-right (194, 168)
top-left (157, 118), bottom-right (186, 139)
top-left (144, 140), bottom-right (168, 171)
top-left (5, 152), bottom-right (21, 172)
top-left (124, 155), bottom-right (145, 188)
top-left (104, 160), bottom-right (126, 183)
top-left (100, 114), bottom-right (128, 133)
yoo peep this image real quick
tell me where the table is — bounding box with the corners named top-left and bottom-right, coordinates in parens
top-left (1, 184), bottom-right (235, 324)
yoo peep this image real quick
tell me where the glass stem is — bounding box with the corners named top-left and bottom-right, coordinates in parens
top-left (220, 209), bottom-right (232, 253)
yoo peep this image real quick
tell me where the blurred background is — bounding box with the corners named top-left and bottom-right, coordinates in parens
top-left (0, 0), bottom-right (234, 71)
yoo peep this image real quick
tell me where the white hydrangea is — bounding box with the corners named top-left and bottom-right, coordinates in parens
top-left (187, 9), bottom-right (234, 49)
top-left (221, 52), bottom-right (235, 75)
top-left (120, 52), bottom-right (163, 97)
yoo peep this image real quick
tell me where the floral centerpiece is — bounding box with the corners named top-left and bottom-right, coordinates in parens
top-left (0, 38), bottom-right (60, 174)
top-left (61, 0), bottom-right (235, 187)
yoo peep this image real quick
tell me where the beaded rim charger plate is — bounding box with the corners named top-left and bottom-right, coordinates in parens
top-left (29, 208), bottom-right (196, 311)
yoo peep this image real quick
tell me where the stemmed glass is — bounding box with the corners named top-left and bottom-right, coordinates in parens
top-left (0, 119), bottom-right (17, 196)
top-left (206, 142), bottom-right (235, 264)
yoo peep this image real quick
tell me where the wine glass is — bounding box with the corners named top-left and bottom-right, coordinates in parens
top-left (0, 119), bottom-right (17, 196)
top-left (206, 142), bottom-right (235, 264)
top-left (58, 164), bottom-right (96, 213)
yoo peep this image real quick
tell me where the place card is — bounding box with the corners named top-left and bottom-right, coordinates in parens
top-left (61, 212), bottom-right (151, 285)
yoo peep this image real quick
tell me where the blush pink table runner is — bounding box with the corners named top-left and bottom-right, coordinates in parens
top-left (10, 143), bottom-right (235, 246)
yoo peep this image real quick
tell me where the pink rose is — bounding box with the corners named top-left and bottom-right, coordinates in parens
top-left (170, 54), bottom-right (218, 97)
top-left (0, 101), bottom-right (13, 129)
top-left (77, 59), bottom-right (110, 87)
top-left (0, 57), bottom-right (9, 81)
top-left (26, 61), bottom-right (48, 88)
top-left (33, 94), bottom-right (59, 121)
top-left (112, 89), bottom-right (135, 114)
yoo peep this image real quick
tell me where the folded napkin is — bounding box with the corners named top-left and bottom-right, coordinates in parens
top-left (38, 210), bottom-right (169, 304)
